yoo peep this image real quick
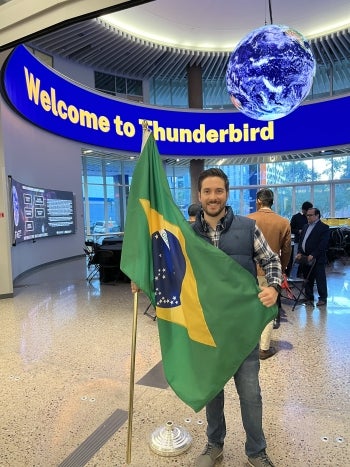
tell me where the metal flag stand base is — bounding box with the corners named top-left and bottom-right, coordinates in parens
top-left (149, 420), bottom-right (192, 457)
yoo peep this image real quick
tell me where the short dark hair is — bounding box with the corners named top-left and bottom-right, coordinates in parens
top-left (198, 168), bottom-right (229, 192)
top-left (188, 203), bottom-right (201, 217)
top-left (256, 188), bottom-right (274, 207)
top-left (302, 201), bottom-right (313, 211)
top-left (308, 207), bottom-right (321, 218)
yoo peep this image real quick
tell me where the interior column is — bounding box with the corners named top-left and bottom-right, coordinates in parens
top-left (187, 65), bottom-right (204, 203)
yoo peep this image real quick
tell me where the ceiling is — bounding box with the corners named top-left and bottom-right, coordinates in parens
top-left (103, 0), bottom-right (350, 51)
top-left (25, 1), bottom-right (350, 164)
top-left (28, 0), bottom-right (350, 81)
top-left (0, 0), bottom-right (152, 50)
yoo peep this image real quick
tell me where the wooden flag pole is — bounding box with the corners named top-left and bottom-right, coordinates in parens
top-left (125, 123), bottom-right (149, 463)
top-left (126, 291), bottom-right (139, 464)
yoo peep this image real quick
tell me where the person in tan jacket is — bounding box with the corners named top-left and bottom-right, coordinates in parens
top-left (248, 188), bottom-right (291, 359)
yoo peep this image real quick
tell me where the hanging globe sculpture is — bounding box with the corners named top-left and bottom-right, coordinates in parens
top-left (226, 24), bottom-right (316, 121)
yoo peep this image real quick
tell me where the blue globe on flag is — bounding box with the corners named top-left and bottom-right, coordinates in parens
top-left (226, 24), bottom-right (316, 121)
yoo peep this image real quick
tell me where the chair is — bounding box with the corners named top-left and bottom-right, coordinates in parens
top-left (282, 257), bottom-right (316, 310)
top-left (84, 241), bottom-right (100, 282)
top-left (97, 249), bottom-right (119, 283)
top-left (144, 302), bottom-right (157, 321)
top-left (327, 227), bottom-right (349, 264)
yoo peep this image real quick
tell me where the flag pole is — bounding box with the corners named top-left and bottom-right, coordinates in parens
top-left (126, 291), bottom-right (139, 464)
top-left (125, 121), bottom-right (151, 464)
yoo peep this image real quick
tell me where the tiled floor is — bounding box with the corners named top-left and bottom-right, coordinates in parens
top-left (0, 257), bottom-right (349, 467)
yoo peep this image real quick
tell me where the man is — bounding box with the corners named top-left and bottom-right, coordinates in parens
top-left (290, 201), bottom-right (313, 243)
top-left (296, 207), bottom-right (330, 306)
top-left (192, 168), bottom-right (281, 467)
top-left (248, 188), bottom-right (291, 359)
top-left (289, 201), bottom-right (313, 278)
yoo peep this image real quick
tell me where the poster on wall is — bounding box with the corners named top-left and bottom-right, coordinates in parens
top-left (9, 176), bottom-right (76, 245)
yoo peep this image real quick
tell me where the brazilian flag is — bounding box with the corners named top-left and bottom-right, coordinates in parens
top-left (120, 131), bottom-right (277, 412)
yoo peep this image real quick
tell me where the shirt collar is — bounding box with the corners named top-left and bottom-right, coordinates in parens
top-left (200, 208), bottom-right (227, 232)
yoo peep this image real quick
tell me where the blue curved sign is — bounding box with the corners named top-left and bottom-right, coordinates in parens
top-left (1, 45), bottom-right (349, 157)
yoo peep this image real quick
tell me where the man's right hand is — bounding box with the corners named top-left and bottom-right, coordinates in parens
top-left (131, 281), bottom-right (141, 293)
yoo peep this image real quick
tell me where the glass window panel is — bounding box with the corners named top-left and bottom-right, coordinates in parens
top-left (264, 162), bottom-right (275, 185)
top-left (301, 160), bottom-right (314, 182)
top-left (86, 157), bottom-right (103, 180)
top-left (276, 186), bottom-right (293, 219)
top-left (334, 183), bottom-right (350, 217)
top-left (170, 79), bottom-right (188, 108)
top-left (311, 63), bottom-right (331, 98)
top-left (165, 165), bottom-right (191, 216)
top-left (95, 71), bottom-right (115, 93)
top-left (126, 78), bottom-right (142, 96)
top-left (86, 184), bottom-right (106, 230)
top-left (173, 188), bottom-right (191, 218)
top-left (314, 184), bottom-right (331, 217)
top-left (248, 164), bottom-right (260, 186)
top-left (123, 159), bottom-right (138, 177)
top-left (294, 186), bottom-right (312, 213)
top-left (166, 173), bottom-right (176, 190)
top-left (218, 164), bottom-right (250, 187)
top-left (87, 183), bottom-right (104, 198)
top-left (240, 189), bottom-right (253, 215)
top-left (313, 158), bottom-right (332, 181)
top-left (270, 160), bottom-right (313, 183)
top-left (333, 59), bottom-right (350, 95)
top-left (150, 78), bottom-right (188, 107)
top-left (203, 79), bottom-right (230, 109)
top-left (115, 76), bottom-right (126, 94)
top-left (227, 189), bottom-right (241, 214)
top-left (150, 78), bottom-right (171, 106)
top-left (105, 159), bottom-right (121, 178)
top-left (333, 156), bottom-right (350, 180)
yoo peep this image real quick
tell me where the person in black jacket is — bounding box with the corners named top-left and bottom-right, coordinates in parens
top-left (289, 201), bottom-right (313, 278)
top-left (297, 207), bottom-right (330, 306)
top-left (290, 201), bottom-right (313, 244)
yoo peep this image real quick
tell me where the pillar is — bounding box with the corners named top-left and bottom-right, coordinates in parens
top-left (187, 65), bottom-right (203, 109)
top-left (190, 159), bottom-right (204, 203)
top-left (0, 98), bottom-right (14, 297)
top-left (187, 65), bottom-right (204, 203)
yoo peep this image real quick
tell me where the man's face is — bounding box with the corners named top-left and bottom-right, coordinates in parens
top-left (198, 176), bottom-right (228, 219)
top-left (306, 208), bottom-right (317, 223)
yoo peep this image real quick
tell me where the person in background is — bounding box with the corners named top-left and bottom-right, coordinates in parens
top-left (192, 168), bottom-right (281, 467)
top-left (289, 201), bottom-right (313, 278)
top-left (248, 188), bottom-right (291, 359)
top-left (187, 203), bottom-right (201, 223)
top-left (297, 207), bottom-right (330, 307)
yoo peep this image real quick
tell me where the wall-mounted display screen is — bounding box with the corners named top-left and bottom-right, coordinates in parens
top-left (9, 176), bottom-right (76, 244)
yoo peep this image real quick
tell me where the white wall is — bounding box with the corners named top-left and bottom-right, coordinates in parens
top-left (1, 97), bottom-right (85, 280)
top-left (53, 55), bottom-right (95, 89)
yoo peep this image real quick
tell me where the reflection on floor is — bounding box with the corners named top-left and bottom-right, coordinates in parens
top-left (1, 257), bottom-right (349, 466)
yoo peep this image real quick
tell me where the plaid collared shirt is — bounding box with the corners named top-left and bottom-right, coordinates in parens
top-left (201, 213), bottom-right (282, 287)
